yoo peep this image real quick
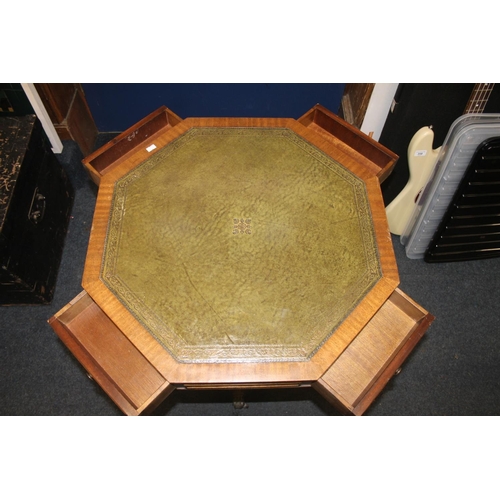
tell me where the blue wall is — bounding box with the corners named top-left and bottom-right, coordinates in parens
top-left (81, 83), bottom-right (345, 132)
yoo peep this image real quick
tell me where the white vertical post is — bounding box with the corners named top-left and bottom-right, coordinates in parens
top-left (21, 83), bottom-right (64, 154)
top-left (360, 83), bottom-right (399, 142)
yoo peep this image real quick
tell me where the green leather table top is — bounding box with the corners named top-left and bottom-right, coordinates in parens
top-left (101, 127), bottom-right (382, 363)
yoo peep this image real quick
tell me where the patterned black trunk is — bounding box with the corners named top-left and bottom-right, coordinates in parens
top-left (0, 115), bottom-right (74, 304)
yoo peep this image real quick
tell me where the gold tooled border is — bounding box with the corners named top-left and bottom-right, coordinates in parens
top-left (101, 127), bottom-right (382, 363)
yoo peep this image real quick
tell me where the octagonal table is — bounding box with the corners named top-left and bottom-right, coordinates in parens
top-left (49, 105), bottom-right (434, 415)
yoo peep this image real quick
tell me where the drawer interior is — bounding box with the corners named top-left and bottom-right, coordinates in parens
top-left (49, 291), bottom-right (173, 415)
top-left (315, 288), bottom-right (434, 415)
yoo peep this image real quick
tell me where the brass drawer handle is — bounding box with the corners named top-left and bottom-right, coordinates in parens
top-left (28, 188), bottom-right (46, 224)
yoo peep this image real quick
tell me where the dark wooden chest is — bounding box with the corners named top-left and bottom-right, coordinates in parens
top-left (0, 115), bottom-right (74, 304)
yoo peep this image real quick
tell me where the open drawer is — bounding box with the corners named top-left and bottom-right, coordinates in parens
top-left (48, 291), bottom-right (174, 415)
top-left (314, 288), bottom-right (434, 415)
top-left (298, 104), bottom-right (398, 183)
top-left (50, 287), bottom-right (433, 416)
top-left (82, 106), bottom-right (182, 185)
